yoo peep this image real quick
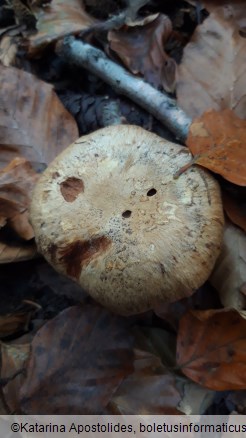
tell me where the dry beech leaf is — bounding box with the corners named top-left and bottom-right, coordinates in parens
top-left (201, 0), bottom-right (246, 31)
top-left (0, 64), bottom-right (78, 260)
top-left (28, 0), bottom-right (96, 56)
top-left (109, 349), bottom-right (181, 415)
top-left (176, 7), bottom-right (246, 119)
top-left (176, 377), bottom-right (215, 415)
top-left (210, 222), bottom-right (246, 310)
top-left (0, 311), bottom-right (32, 339)
top-left (222, 191), bottom-right (246, 232)
top-left (177, 309), bottom-right (246, 390)
top-left (1, 342), bottom-right (31, 413)
top-left (109, 326), bottom-right (181, 414)
top-left (0, 36), bottom-right (17, 67)
top-left (108, 14), bottom-right (176, 93)
top-left (19, 305), bottom-right (134, 414)
top-left (0, 64), bottom-right (78, 170)
top-left (184, 109), bottom-right (246, 186)
top-left (0, 241), bottom-right (37, 263)
top-left (0, 157), bottom-right (39, 240)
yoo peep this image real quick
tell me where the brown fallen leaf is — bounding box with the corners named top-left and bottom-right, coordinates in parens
top-left (1, 342), bottom-right (30, 413)
top-left (0, 35), bottom-right (17, 67)
top-left (177, 309), bottom-right (246, 390)
top-left (201, 0), bottom-right (246, 31)
top-left (222, 191), bottom-right (246, 233)
top-left (27, 0), bottom-right (96, 56)
top-left (179, 109), bottom-right (246, 186)
top-left (110, 326), bottom-right (215, 415)
top-left (19, 305), bottom-right (134, 414)
top-left (108, 14), bottom-right (176, 93)
top-left (0, 157), bottom-right (39, 240)
top-left (109, 325), bottom-right (181, 414)
top-left (154, 283), bottom-right (221, 332)
top-left (177, 5), bottom-right (246, 119)
top-left (0, 64), bottom-right (78, 170)
top-left (109, 349), bottom-right (181, 415)
top-left (0, 310), bottom-right (33, 339)
top-left (210, 221), bottom-right (246, 310)
top-left (0, 241), bottom-right (37, 263)
top-left (0, 64), bottom-right (78, 260)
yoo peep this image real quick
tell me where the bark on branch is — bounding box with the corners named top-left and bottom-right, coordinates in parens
top-left (57, 37), bottom-right (192, 143)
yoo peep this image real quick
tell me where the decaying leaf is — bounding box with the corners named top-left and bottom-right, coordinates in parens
top-left (19, 305), bottom-right (134, 414)
top-left (154, 283), bottom-right (221, 332)
top-left (109, 349), bottom-right (181, 414)
top-left (177, 6), bottom-right (246, 119)
top-left (109, 326), bottom-right (180, 414)
top-left (0, 157), bottom-right (39, 240)
top-left (1, 342), bottom-right (31, 413)
top-left (27, 0), bottom-right (96, 56)
top-left (201, 0), bottom-right (246, 32)
top-left (0, 35), bottom-right (17, 67)
top-left (183, 109), bottom-right (246, 186)
top-left (108, 14), bottom-right (176, 93)
top-left (210, 222), bottom-right (246, 309)
top-left (0, 241), bottom-right (37, 263)
top-left (0, 64), bottom-right (78, 259)
top-left (0, 64), bottom-right (78, 170)
top-left (176, 377), bottom-right (215, 415)
top-left (177, 309), bottom-right (246, 390)
top-left (223, 191), bottom-right (246, 233)
top-left (0, 309), bottom-right (34, 339)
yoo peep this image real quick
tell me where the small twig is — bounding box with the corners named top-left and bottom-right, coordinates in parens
top-left (56, 37), bottom-right (192, 142)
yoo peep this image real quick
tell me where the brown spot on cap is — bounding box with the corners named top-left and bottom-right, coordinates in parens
top-left (59, 237), bottom-right (112, 279)
top-left (60, 177), bottom-right (84, 202)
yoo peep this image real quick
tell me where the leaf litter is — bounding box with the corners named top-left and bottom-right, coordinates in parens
top-left (0, 63), bottom-right (78, 261)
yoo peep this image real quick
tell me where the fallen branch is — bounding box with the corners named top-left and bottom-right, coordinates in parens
top-left (56, 37), bottom-right (192, 143)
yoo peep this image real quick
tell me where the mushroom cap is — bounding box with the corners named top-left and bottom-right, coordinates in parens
top-left (30, 125), bottom-right (224, 315)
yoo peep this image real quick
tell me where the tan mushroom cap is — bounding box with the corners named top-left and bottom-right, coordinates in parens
top-left (30, 125), bottom-right (224, 315)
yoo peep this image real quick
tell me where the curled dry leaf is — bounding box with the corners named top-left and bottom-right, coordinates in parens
top-left (27, 0), bottom-right (96, 56)
top-left (177, 6), bottom-right (246, 119)
top-left (0, 36), bottom-right (17, 67)
top-left (177, 309), bottom-right (246, 390)
top-left (19, 305), bottom-right (134, 414)
top-left (108, 14), bottom-right (176, 93)
top-left (0, 242), bottom-right (37, 263)
top-left (210, 221), bottom-right (246, 310)
top-left (0, 310), bottom-right (33, 339)
top-left (184, 109), bottom-right (246, 186)
top-left (0, 157), bottom-right (39, 240)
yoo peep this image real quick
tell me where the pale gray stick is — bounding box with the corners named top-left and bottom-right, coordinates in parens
top-left (57, 37), bottom-right (192, 143)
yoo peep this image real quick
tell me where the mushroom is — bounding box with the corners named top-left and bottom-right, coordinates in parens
top-left (30, 125), bottom-right (224, 315)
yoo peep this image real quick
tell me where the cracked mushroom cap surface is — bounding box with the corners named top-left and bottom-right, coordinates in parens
top-left (30, 125), bottom-right (224, 315)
